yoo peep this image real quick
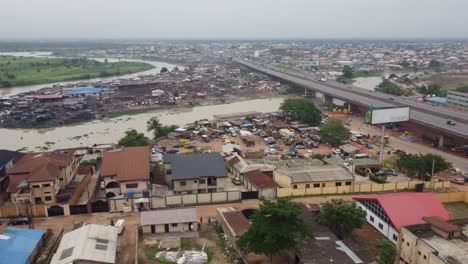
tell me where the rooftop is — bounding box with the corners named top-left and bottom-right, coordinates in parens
top-left (141, 207), bottom-right (197, 226)
top-left (0, 149), bottom-right (24, 167)
top-left (101, 146), bottom-right (150, 182)
top-left (277, 164), bottom-right (353, 183)
top-left (0, 227), bottom-right (46, 264)
top-left (354, 192), bottom-right (451, 231)
top-left (222, 211), bottom-right (251, 237)
top-left (51, 224), bottom-right (118, 264)
top-left (243, 169), bottom-right (279, 189)
top-left (66, 87), bottom-right (102, 95)
top-left (163, 153), bottom-right (227, 180)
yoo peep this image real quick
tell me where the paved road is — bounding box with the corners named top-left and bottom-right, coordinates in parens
top-left (235, 59), bottom-right (468, 141)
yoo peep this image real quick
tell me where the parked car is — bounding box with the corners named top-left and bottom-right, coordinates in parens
top-left (296, 145), bottom-right (306, 149)
top-left (332, 148), bottom-right (341, 155)
top-left (366, 143), bottom-right (374, 149)
top-left (8, 217), bottom-right (30, 225)
top-left (166, 148), bottom-right (179, 154)
top-left (451, 178), bottom-right (465, 185)
top-left (349, 135), bottom-right (358, 142)
top-left (231, 177), bottom-right (242, 185)
top-left (114, 219), bottom-right (126, 235)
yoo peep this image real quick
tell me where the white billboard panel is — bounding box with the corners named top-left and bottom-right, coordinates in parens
top-left (371, 107), bottom-right (410, 124)
top-left (332, 98), bottom-right (345, 106)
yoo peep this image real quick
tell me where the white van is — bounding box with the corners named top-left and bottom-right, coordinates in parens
top-left (114, 219), bottom-right (126, 235)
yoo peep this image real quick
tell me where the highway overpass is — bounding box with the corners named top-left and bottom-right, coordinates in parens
top-left (234, 58), bottom-right (468, 143)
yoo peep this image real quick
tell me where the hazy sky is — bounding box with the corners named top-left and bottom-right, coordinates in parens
top-left (1, 0), bottom-right (468, 39)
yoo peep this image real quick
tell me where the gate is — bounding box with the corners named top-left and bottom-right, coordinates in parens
top-left (47, 205), bottom-right (64, 217)
top-left (241, 191), bottom-right (259, 200)
top-left (70, 204), bottom-right (88, 215)
top-left (91, 200), bottom-right (109, 213)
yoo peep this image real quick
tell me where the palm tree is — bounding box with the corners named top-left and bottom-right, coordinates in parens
top-left (147, 117), bottom-right (162, 139)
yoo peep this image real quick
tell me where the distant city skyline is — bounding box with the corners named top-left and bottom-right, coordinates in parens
top-left (1, 0), bottom-right (468, 39)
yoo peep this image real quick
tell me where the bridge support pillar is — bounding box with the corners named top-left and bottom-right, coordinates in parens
top-left (438, 135), bottom-right (445, 148)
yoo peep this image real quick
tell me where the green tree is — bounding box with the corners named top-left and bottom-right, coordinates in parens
top-left (279, 98), bottom-right (322, 126)
top-left (117, 129), bottom-right (150, 147)
top-left (238, 198), bottom-right (310, 261)
top-left (319, 119), bottom-right (349, 147)
top-left (342, 65), bottom-right (354, 79)
top-left (400, 60), bottom-right (411, 68)
top-left (147, 117), bottom-right (178, 139)
top-left (378, 239), bottom-right (397, 264)
top-left (395, 153), bottom-right (451, 179)
top-left (375, 79), bottom-right (406, 96)
top-left (160, 67), bottom-right (169, 73)
top-left (316, 199), bottom-right (366, 239)
top-left (429, 60), bottom-right (442, 68)
top-left (172, 66), bottom-right (179, 72)
top-left (244, 115), bottom-right (254, 123)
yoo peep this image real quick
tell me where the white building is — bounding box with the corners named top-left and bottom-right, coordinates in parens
top-left (51, 224), bottom-right (119, 264)
top-left (353, 193), bottom-right (451, 244)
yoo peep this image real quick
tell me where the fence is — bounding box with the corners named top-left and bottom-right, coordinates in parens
top-left (276, 181), bottom-right (451, 197)
top-left (109, 190), bottom-right (242, 212)
top-left (436, 192), bottom-right (468, 203)
top-left (0, 204), bottom-right (47, 218)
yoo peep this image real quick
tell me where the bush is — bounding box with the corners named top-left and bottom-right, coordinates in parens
top-left (370, 175), bottom-right (388, 184)
top-left (355, 168), bottom-right (366, 176)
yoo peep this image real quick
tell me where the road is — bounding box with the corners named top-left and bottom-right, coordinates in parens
top-left (235, 58), bottom-right (468, 141)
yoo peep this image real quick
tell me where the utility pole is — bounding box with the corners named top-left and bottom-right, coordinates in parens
top-left (430, 159), bottom-right (435, 181)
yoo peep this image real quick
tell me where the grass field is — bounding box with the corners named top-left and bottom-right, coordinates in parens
top-left (0, 56), bottom-right (154, 87)
top-left (444, 202), bottom-right (468, 219)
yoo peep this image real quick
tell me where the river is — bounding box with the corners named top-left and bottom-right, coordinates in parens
top-left (0, 98), bottom-right (285, 151)
top-left (0, 52), bottom-right (182, 97)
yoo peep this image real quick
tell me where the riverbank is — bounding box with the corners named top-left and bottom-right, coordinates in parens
top-left (0, 55), bottom-right (154, 88)
top-left (0, 97), bottom-right (287, 151)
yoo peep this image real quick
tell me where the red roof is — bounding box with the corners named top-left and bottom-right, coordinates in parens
top-left (222, 211), bottom-right (250, 237)
top-left (353, 192), bottom-right (451, 231)
top-left (101, 146), bottom-right (150, 182)
top-left (37, 94), bottom-right (63, 99)
top-left (243, 169), bottom-right (279, 189)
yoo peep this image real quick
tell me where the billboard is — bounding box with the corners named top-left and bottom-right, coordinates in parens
top-left (368, 107), bottom-right (410, 124)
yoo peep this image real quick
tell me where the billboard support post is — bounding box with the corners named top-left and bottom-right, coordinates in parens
top-left (379, 125), bottom-right (385, 163)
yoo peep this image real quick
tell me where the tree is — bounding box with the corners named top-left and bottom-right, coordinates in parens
top-left (429, 59), bottom-right (442, 68)
top-left (279, 98), bottom-right (322, 126)
top-left (172, 66), bottom-right (179, 72)
top-left (319, 119), bottom-right (349, 147)
top-left (117, 129), bottom-right (150, 147)
top-left (147, 117), bottom-right (178, 139)
top-left (238, 198), bottom-right (310, 260)
top-left (399, 60), bottom-right (411, 68)
top-left (378, 239), bottom-right (397, 264)
top-left (160, 67), bottom-right (169, 73)
top-left (375, 79), bottom-right (406, 96)
top-left (244, 115), bottom-right (254, 123)
top-left (395, 153), bottom-right (451, 180)
top-left (316, 199), bottom-right (366, 239)
top-left (173, 90), bottom-right (179, 97)
top-left (342, 65), bottom-right (354, 79)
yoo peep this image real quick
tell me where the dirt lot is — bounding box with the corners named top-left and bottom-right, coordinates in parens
top-left (138, 223), bottom-right (235, 264)
top-left (28, 212), bottom-right (139, 264)
top-left (444, 202), bottom-right (468, 219)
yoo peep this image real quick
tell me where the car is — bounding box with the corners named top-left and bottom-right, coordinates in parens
top-left (270, 144), bottom-right (280, 149)
top-left (172, 144), bottom-right (181, 148)
top-left (357, 139), bottom-right (366, 145)
top-left (366, 143), bottom-right (374, 149)
top-left (388, 97), bottom-right (395, 101)
top-left (349, 135), bottom-right (358, 142)
top-left (447, 119), bottom-right (456, 126)
top-left (375, 169), bottom-right (398, 176)
top-left (231, 177), bottom-right (242, 185)
top-left (8, 217), bottom-right (30, 225)
top-left (451, 178), bottom-right (465, 185)
top-left (114, 219), bottom-right (126, 235)
top-left (185, 145), bottom-right (195, 149)
top-left (295, 145), bottom-right (306, 149)
top-left (100, 181), bottom-right (105, 190)
top-left (166, 148), bottom-right (179, 154)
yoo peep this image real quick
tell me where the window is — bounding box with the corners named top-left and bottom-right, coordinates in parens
top-left (293, 185), bottom-right (297, 189)
top-left (180, 181), bottom-right (187, 186)
top-left (335, 182), bottom-right (342, 187)
top-left (393, 234), bottom-right (398, 241)
top-left (322, 183), bottom-right (325, 187)
top-left (370, 216), bottom-right (374, 222)
top-left (378, 223), bottom-right (383, 229)
top-left (345, 181), bottom-right (352, 186)
top-left (406, 242), bottom-right (410, 247)
top-left (43, 184), bottom-right (51, 187)
top-left (32, 185), bottom-right (40, 188)
top-left (171, 223), bottom-right (178, 227)
top-left (418, 251), bottom-right (421, 256)
top-left (44, 191), bottom-right (51, 195)
top-left (423, 256), bottom-right (427, 260)
top-left (59, 177), bottom-right (64, 181)
top-left (199, 179), bottom-right (206, 184)
top-left (34, 197), bottom-right (42, 203)
top-left (313, 183), bottom-right (320, 188)
top-left (402, 238), bottom-right (405, 242)
top-left (45, 196), bottom-right (52, 201)
top-left (126, 183), bottom-right (138, 189)
top-left (305, 184), bottom-right (310, 188)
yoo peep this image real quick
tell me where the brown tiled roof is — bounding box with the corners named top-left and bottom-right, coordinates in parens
top-left (7, 151), bottom-right (74, 192)
top-left (101, 146), bottom-right (150, 182)
top-left (243, 169), bottom-right (279, 189)
top-left (223, 211), bottom-right (250, 237)
top-left (423, 216), bottom-right (461, 232)
top-left (228, 156), bottom-right (241, 166)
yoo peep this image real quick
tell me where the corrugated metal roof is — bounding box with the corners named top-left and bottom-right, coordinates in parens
top-left (51, 224), bottom-right (118, 264)
top-left (163, 153), bottom-right (227, 180)
top-left (0, 227), bottom-right (45, 264)
top-left (141, 208), bottom-right (197, 226)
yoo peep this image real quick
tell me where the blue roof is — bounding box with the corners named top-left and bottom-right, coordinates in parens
top-left (425, 97), bottom-right (447, 105)
top-left (68, 87), bottom-right (101, 95)
top-left (0, 227), bottom-right (45, 264)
